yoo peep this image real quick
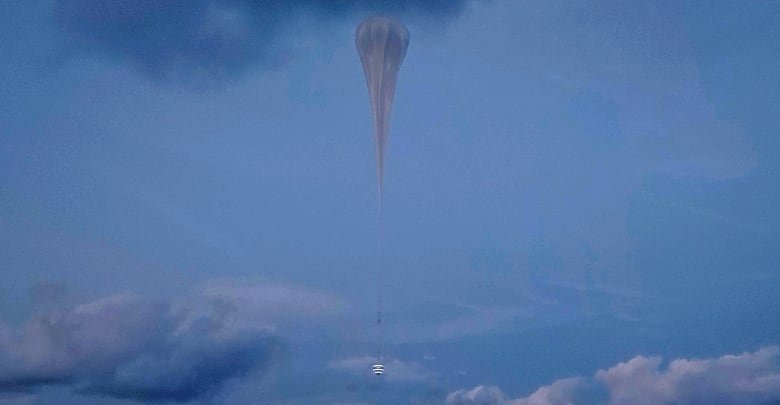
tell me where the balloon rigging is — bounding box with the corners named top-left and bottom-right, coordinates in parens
top-left (355, 16), bottom-right (410, 377)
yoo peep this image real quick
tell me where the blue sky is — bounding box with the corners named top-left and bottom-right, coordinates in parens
top-left (1, 1), bottom-right (779, 404)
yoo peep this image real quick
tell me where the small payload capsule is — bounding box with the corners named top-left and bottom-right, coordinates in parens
top-left (372, 364), bottom-right (384, 376)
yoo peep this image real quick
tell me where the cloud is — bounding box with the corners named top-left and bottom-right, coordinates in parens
top-left (199, 278), bottom-right (345, 324)
top-left (512, 378), bottom-right (586, 405)
top-left (446, 378), bottom-right (584, 405)
top-left (446, 385), bottom-right (509, 404)
top-left (0, 279), bottom-right (341, 402)
top-left (52, 0), bottom-right (473, 85)
top-left (391, 304), bottom-right (525, 344)
top-left (448, 346), bottom-right (780, 405)
top-left (596, 346), bottom-right (780, 405)
top-left (328, 356), bottom-right (431, 383)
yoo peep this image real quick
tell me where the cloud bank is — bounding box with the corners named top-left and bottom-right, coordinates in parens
top-left (447, 346), bottom-right (780, 405)
top-left (0, 280), bottom-right (341, 402)
top-left (596, 346), bottom-right (780, 405)
top-left (53, 0), bottom-right (472, 85)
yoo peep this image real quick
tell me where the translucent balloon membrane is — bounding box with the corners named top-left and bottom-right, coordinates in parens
top-left (356, 17), bottom-right (410, 200)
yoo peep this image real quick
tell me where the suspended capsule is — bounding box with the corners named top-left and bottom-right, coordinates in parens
top-left (372, 364), bottom-right (385, 376)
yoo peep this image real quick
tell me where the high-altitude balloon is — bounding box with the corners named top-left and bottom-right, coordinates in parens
top-left (355, 17), bottom-right (410, 197)
top-left (356, 16), bottom-right (410, 376)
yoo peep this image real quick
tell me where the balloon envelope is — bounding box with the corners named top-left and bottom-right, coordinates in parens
top-left (355, 17), bottom-right (410, 196)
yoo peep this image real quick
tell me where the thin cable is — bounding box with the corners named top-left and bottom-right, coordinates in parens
top-left (376, 191), bottom-right (383, 364)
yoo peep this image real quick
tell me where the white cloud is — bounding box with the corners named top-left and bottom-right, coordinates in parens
top-left (596, 346), bottom-right (780, 405)
top-left (446, 378), bottom-right (583, 405)
top-left (447, 385), bottom-right (508, 405)
top-left (448, 346), bottom-right (780, 405)
top-left (512, 377), bottom-right (585, 405)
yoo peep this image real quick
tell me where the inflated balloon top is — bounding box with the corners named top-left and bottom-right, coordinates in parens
top-left (355, 17), bottom-right (410, 197)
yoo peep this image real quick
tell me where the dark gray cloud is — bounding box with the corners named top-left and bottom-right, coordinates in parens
top-left (53, 0), bottom-right (472, 85)
top-left (447, 346), bottom-right (780, 405)
top-left (80, 328), bottom-right (278, 402)
top-left (0, 289), bottom-right (284, 402)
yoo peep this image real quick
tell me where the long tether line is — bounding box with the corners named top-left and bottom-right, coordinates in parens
top-left (376, 192), bottom-right (383, 364)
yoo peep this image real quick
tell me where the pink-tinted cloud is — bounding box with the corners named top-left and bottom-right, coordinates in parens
top-left (448, 346), bottom-right (780, 405)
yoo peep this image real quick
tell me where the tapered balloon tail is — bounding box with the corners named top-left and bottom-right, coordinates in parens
top-left (355, 16), bottom-right (410, 368)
